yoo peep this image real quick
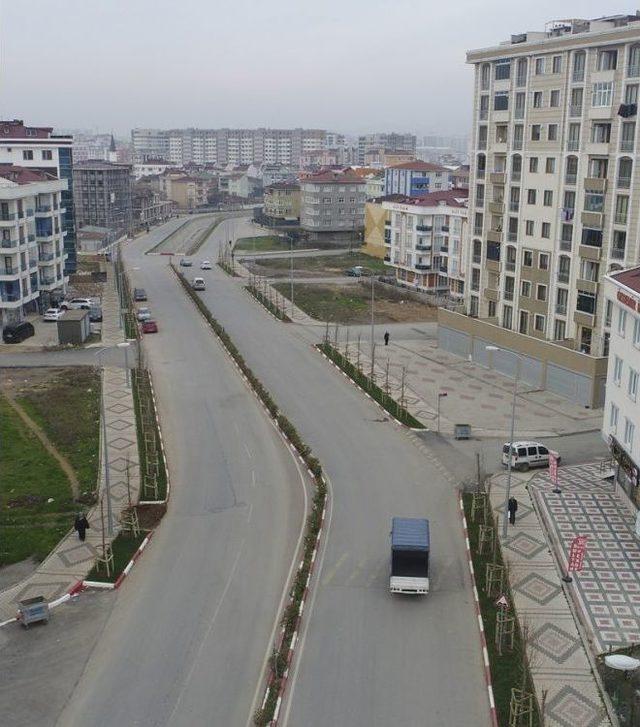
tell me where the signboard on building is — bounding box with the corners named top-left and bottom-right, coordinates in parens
top-left (617, 290), bottom-right (638, 311)
top-left (567, 535), bottom-right (588, 573)
top-left (609, 435), bottom-right (639, 488)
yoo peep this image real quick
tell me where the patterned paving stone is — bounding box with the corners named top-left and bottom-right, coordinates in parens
top-left (544, 685), bottom-right (604, 727)
top-left (513, 572), bottom-right (562, 605)
top-left (505, 532), bottom-right (547, 559)
top-left (533, 622), bottom-right (582, 664)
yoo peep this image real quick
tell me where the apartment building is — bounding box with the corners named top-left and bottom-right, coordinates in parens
top-left (384, 161), bottom-right (454, 197)
top-left (154, 171), bottom-right (210, 210)
top-left (73, 160), bottom-right (133, 236)
top-left (132, 186), bottom-right (174, 230)
top-left (601, 266), bottom-right (640, 505)
top-left (300, 169), bottom-right (366, 233)
top-left (133, 159), bottom-right (176, 180)
top-left (132, 128), bottom-right (326, 167)
top-left (264, 182), bottom-right (300, 222)
top-left (0, 165), bottom-right (67, 325)
top-left (383, 189), bottom-right (469, 298)
top-left (465, 14), bottom-right (640, 356)
top-left (0, 120), bottom-right (77, 273)
top-left (357, 132), bottom-right (417, 165)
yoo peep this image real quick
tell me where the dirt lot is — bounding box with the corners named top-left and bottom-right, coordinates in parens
top-left (245, 251), bottom-right (387, 279)
top-left (273, 281), bottom-right (438, 324)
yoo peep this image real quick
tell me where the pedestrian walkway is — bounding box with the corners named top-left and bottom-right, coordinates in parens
top-left (0, 261), bottom-right (141, 623)
top-left (489, 468), bottom-right (611, 726)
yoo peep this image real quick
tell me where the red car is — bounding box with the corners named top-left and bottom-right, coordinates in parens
top-left (142, 319), bottom-right (158, 334)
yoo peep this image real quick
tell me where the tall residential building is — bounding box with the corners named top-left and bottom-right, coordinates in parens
top-left (0, 120), bottom-right (77, 273)
top-left (299, 169), bottom-right (366, 233)
top-left (465, 14), bottom-right (640, 356)
top-left (132, 128), bottom-right (326, 167)
top-left (0, 165), bottom-right (68, 326)
top-left (73, 160), bottom-right (133, 236)
top-left (384, 161), bottom-right (454, 197)
top-left (357, 132), bottom-right (417, 165)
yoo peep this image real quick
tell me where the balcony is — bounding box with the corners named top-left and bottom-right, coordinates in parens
top-left (629, 64), bottom-right (640, 78)
top-left (0, 266), bottom-right (17, 276)
top-left (473, 226), bottom-right (483, 236)
top-left (572, 69), bottom-right (585, 83)
top-left (476, 168), bottom-right (486, 179)
top-left (487, 229), bottom-right (502, 243)
top-left (416, 244), bottom-right (431, 251)
top-left (620, 140), bottom-right (635, 152)
top-left (511, 171), bottom-right (521, 182)
top-left (566, 140), bottom-right (580, 151)
top-left (611, 246), bottom-right (626, 261)
top-left (507, 232), bottom-right (518, 242)
top-left (617, 176), bottom-right (632, 189)
top-left (514, 108), bottom-right (525, 120)
top-left (569, 105), bottom-right (583, 117)
top-left (584, 177), bottom-right (607, 193)
top-left (472, 254), bottom-right (481, 264)
top-left (490, 172), bottom-right (506, 185)
top-left (581, 211), bottom-right (604, 229)
top-left (0, 292), bottom-right (20, 302)
top-left (40, 276), bottom-right (57, 286)
top-left (489, 201), bottom-right (504, 214)
top-left (35, 205), bottom-right (52, 215)
top-left (576, 278), bottom-right (598, 294)
top-left (614, 212), bottom-right (628, 225)
top-left (0, 238), bottom-right (17, 249)
top-left (564, 173), bottom-right (577, 185)
top-left (416, 224), bottom-right (432, 232)
top-left (504, 289), bottom-right (514, 301)
top-left (516, 74), bottom-right (527, 87)
top-left (560, 240), bottom-right (572, 252)
top-left (509, 201), bottom-right (519, 212)
top-left (557, 270), bottom-right (570, 283)
top-left (505, 261), bottom-right (516, 272)
top-left (39, 252), bottom-right (55, 262)
top-left (0, 212), bottom-right (15, 223)
top-left (415, 263), bottom-right (431, 271)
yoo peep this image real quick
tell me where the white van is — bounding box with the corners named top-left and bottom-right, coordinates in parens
top-left (502, 441), bottom-right (560, 471)
top-left (192, 277), bottom-right (206, 291)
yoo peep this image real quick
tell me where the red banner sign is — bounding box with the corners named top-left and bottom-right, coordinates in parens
top-left (549, 452), bottom-right (559, 486)
top-left (617, 290), bottom-right (638, 311)
top-left (568, 535), bottom-right (588, 573)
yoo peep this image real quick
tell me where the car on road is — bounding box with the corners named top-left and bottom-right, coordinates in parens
top-left (180, 258), bottom-right (193, 267)
top-left (502, 441), bottom-right (559, 471)
top-left (142, 319), bottom-right (158, 334)
top-left (133, 288), bottom-right (147, 301)
top-left (43, 308), bottom-right (64, 322)
top-left (192, 277), bottom-right (206, 291)
top-left (344, 266), bottom-right (364, 277)
top-left (2, 321), bottom-right (35, 343)
top-left (200, 260), bottom-right (212, 270)
top-left (89, 305), bottom-right (103, 322)
top-left (60, 297), bottom-right (93, 310)
top-left (136, 306), bottom-right (152, 322)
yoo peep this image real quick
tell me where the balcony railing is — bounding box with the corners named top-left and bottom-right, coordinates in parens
top-left (478, 139), bottom-right (487, 150)
top-left (39, 252), bottom-right (55, 261)
top-left (560, 240), bottom-right (572, 251)
top-left (0, 212), bottom-right (15, 221)
top-left (567, 140), bottom-right (580, 151)
top-left (504, 289), bottom-right (514, 301)
top-left (511, 171), bottom-right (521, 182)
top-left (415, 264), bottom-right (431, 271)
top-left (473, 226), bottom-right (483, 236)
top-left (29, 259), bottom-right (37, 269)
top-left (615, 212), bottom-right (628, 225)
top-left (611, 246), bottom-right (626, 260)
top-left (514, 108), bottom-right (525, 119)
top-left (26, 208), bottom-right (34, 216)
top-left (476, 169), bottom-right (486, 179)
top-left (620, 140), bottom-right (635, 152)
top-left (572, 69), bottom-right (585, 83)
top-left (618, 176), bottom-right (632, 189)
top-left (513, 138), bottom-right (523, 150)
top-left (415, 244), bottom-right (431, 251)
top-left (516, 74), bottom-right (527, 87)
top-left (35, 205), bottom-right (52, 213)
top-left (507, 232), bottom-right (517, 242)
top-left (40, 276), bottom-right (56, 285)
top-left (556, 303), bottom-right (567, 315)
top-left (557, 271), bottom-right (570, 283)
top-left (472, 254), bottom-right (482, 264)
top-left (0, 292), bottom-right (20, 302)
top-left (565, 173), bottom-right (577, 185)
top-left (629, 64), bottom-right (640, 78)
top-left (505, 261), bottom-right (516, 272)
top-left (27, 234), bottom-right (35, 242)
top-left (416, 224), bottom-right (432, 232)
top-left (569, 105), bottom-right (583, 117)
top-left (0, 238), bottom-right (17, 248)
top-left (509, 201), bottom-right (519, 212)
top-left (0, 267), bottom-right (16, 275)
top-left (479, 109), bottom-right (488, 121)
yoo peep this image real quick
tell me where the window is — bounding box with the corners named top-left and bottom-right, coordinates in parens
top-left (577, 291), bottom-right (596, 314)
top-left (502, 305), bottom-right (513, 329)
top-left (592, 81), bottom-right (613, 107)
top-left (612, 229), bottom-right (627, 259)
top-left (521, 280), bottom-right (531, 297)
top-left (548, 124), bottom-right (558, 141)
top-left (531, 125), bottom-right (541, 141)
top-left (584, 192), bottom-right (604, 212)
top-left (22, 150), bottom-right (33, 160)
top-left (495, 124), bottom-right (508, 143)
top-left (495, 59), bottom-right (511, 80)
top-left (527, 189), bottom-right (536, 204)
top-left (539, 253), bottom-right (549, 270)
top-left (536, 284), bottom-right (547, 301)
top-left (529, 157), bottom-right (538, 173)
top-left (619, 307), bottom-right (628, 336)
top-left (42, 150), bottom-right (52, 160)
top-left (580, 259), bottom-right (599, 282)
top-left (541, 222), bottom-right (550, 238)
top-left (535, 57), bottom-right (545, 75)
top-left (628, 44), bottom-right (640, 76)
top-left (523, 250), bottom-right (533, 266)
top-left (621, 121), bottom-right (635, 151)
top-left (545, 157), bottom-right (556, 173)
top-left (525, 220), bottom-right (534, 236)
top-left (519, 311), bottom-right (529, 334)
top-left (598, 49), bottom-right (618, 71)
top-left (549, 89), bottom-right (560, 108)
top-left (582, 228), bottom-right (603, 247)
top-left (533, 91), bottom-right (543, 108)
top-left (513, 125), bottom-right (524, 149)
top-left (573, 51), bottom-right (586, 81)
top-left (610, 403), bottom-right (619, 432)
top-left (591, 122), bottom-right (611, 143)
top-left (625, 83), bottom-right (639, 105)
top-left (494, 92), bottom-right (509, 110)
top-left (488, 300), bottom-right (496, 317)
top-left (614, 356), bottom-right (623, 385)
top-left (554, 319), bottom-right (566, 340)
top-left (534, 314), bottom-right (545, 332)
top-left (618, 157), bottom-right (633, 188)
top-left (634, 317), bottom-right (640, 346)
top-left (516, 58), bottom-right (528, 85)
top-left (558, 256), bottom-right (571, 283)
top-left (552, 55), bottom-right (562, 73)
top-left (605, 299), bottom-right (613, 326)
top-left (481, 63), bottom-right (490, 90)
top-left (629, 369), bottom-right (639, 401)
top-left (624, 418), bottom-right (635, 451)
top-left (543, 190), bottom-right (553, 206)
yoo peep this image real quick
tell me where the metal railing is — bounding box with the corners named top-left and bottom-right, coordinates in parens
top-left (569, 105), bottom-right (583, 117)
top-left (572, 69), bottom-right (585, 82)
top-left (560, 240), bottom-right (572, 252)
top-left (620, 140), bottom-right (635, 152)
top-left (511, 171), bottom-right (521, 182)
top-left (505, 261), bottom-right (516, 272)
top-left (565, 173), bottom-right (577, 185)
top-left (618, 176), bottom-right (632, 189)
top-left (567, 140), bottom-right (580, 151)
top-left (557, 271), bottom-right (570, 283)
top-left (555, 303), bottom-right (567, 315)
top-left (615, 212), bottom-right (628, 225)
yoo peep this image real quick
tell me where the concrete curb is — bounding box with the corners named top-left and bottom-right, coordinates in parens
top-left (83, 530), bottom-right (155, 592)
top-left (2, 577), bottom-right (91, 629)
top-left (243, 285), bottom-right (291, 324)
top-left (459, 495), bottom-right (499, 727)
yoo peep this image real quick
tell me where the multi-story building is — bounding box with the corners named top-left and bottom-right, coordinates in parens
top-left (132, 128), bottom-right (326, 167)
top-left (73, 160), bottom-right (133, 237)
top-left (357, 132), bottom-right (417, 165)
top-left (154, 171), bottom-right (210, 210)
top-left (132, 185), bottom-right (174, 230)
top-left (465, 14), bottom-right (640, 356)
top-left (601, 265), bottom-right (640, 505)
top-left (264, 182), bottom-right (300, 222)
top-left (384, 161), bottom-right (454, 197)
top-left (0, 120), bottom-right (77, 273)
top-left (384, 189), bottom-right (469, 298)
top-left (300, 169), bottom-right (366, 233)
top-left (72, 133), bottom-right (115, 163)
top-left (0, 165), bottom-right (67, 325)
top-left (133, 159), bottom-right (176, 180)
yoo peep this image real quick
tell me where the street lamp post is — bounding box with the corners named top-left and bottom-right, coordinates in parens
top-left (370, 275), bottom-right (375, 366)
top-left (95, 348), bottom-right (114, 537)
top-left (290, 235), bottom-right (294, 318)
top-left (486, 345), bottom-right (522, 540)
top-left (118, 340), bottom-right (133, 388)
top-left (436, 391), bottom-right (448, 433)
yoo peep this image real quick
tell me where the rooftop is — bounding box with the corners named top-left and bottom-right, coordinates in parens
top-left (382, 188), bottom-right (469, 209)
top-left (0, 119), bottom-right (53, 139)
top-left (265, 182), bottom-right (300, 191)
top-left (609, 266), bottom-right (640, 296)
top-left (0, 164), bottom-right (56, 184)
top-left (301, 168), bottom-right (365, 185)
top-left (74, 160), bottom-right (132, 171)
top-left (388, 161), bottom-right (450, 172)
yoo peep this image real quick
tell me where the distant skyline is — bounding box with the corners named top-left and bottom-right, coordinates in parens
top-left (0, 0), bottom-right (627, 137)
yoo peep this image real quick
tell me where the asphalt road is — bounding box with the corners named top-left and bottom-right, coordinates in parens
top-left (193, 218), bottom-right (490, 726)
top-left (55, 220), bottom-right (306, 727)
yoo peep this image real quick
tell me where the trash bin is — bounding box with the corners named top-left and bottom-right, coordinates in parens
top-left (454, 424), bottom-right (471, 440)
top-left (18, 596), bottom-right (49, 627)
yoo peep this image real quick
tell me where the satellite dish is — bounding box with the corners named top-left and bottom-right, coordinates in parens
top-left (605, 654), bottom-right (640, 671)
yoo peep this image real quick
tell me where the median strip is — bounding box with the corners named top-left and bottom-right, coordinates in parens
top-left (172, 264), bottom-right (327, 726)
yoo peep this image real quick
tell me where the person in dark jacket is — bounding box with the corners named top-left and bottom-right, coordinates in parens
top-left (74, 513), bottom-right (90, 542)
top-left (508, 497), bottom-right (518, 525)
top-left (384, 331), bottom-right (390, 346)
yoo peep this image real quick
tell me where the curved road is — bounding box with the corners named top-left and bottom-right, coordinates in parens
top-left (57, 221), bottom-right (305, 726)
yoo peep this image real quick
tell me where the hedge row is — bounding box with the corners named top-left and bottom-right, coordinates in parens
top-left (246, 285), bottom-right (291, 322)
top-left (217, 260), bottom-right (239, 277)
top-left (173, 265), bottom-right (327, 726)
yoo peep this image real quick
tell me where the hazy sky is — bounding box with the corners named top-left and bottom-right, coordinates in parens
top-left (0, 0), bottom-right (630, 137)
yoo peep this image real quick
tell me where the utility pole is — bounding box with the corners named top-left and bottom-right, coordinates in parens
top-left (370, 275), bottom-right (375, 368)
top-left (290, 235), bottom-right (294, 318)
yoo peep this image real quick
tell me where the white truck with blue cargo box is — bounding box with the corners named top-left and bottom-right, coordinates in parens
top-left (390, 517), bottom-right (430, 595)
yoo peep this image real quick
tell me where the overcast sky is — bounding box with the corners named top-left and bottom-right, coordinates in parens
top-left (0, 0), bottom-right (629, 138)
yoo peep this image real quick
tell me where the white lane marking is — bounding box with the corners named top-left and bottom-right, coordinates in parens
top-left (321, 551), bottom-right (348, 587)
top-left (251, 470), bottom-right (256, 489)
top-left (165, 538), bottom-right (246, 723)
top-left (247, 502), bottom-right (254, 524)
top-left (244, 442), bottom-right (252, 459)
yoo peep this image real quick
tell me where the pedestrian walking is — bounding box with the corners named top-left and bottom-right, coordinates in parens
top-left (507, 497), bottom-right (518, 525)
top-left (74, 513), bottom-right (90, 542)
top-left (384, 331), bottom-right (390, 346)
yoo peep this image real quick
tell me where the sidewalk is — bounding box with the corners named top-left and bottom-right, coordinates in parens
top-left (489, 468), bottom-right (611, 726)
top-left (0, 262), bottom-right (140, 623)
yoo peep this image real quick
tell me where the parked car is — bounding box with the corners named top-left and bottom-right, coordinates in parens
top-left (502, 441), bottom-right (560, 471)
top-left (2, 321), bottom-right (35, 343)
top-left (89, 305), bottom-right (103, 322)
top-left (192, 277), bottom-right (206, 291)
top-left (60, 297), bottom-right (93, 310)
top-left (378, 274), bottom-right (396, 285)
top-left (43, 308), bottom-right (64, 322)
top-left (136, 307), bottom-right (152, 322)
top-left (344, 266), bottom-right (364, 277)
top-left (200, 260), bottom-right (212, 270)
top-left (180, 258), bottom-right (193, 267)
top-left (142, 319), bottom-right (158, 334)
top-left (133, 288), bottom-right (147, 302)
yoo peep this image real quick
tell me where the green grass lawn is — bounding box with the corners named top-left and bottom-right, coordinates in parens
top-left (85, 531), bottom-right (147, 583)
top-left (257, 250), bottom-right (387, 276)
top-left (0, 395), bottom-right (77, 565)
top-left (17, 368), bottom-right (100, 497)
top-left (235, 235), bottom-right (291, 252)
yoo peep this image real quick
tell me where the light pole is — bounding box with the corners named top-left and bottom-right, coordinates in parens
top-left (370, 274), bottom-right (375, 365)
top-left (486, 345), bottom-right (522, 539)
top-left (289, 235), bottom-right (294, 318)
top-left (95, 348), bottom-right (114, 537)
top-left (117, 340), bottom-right (133, 388)
top-left (436, 391), bottom-right (448, 433)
